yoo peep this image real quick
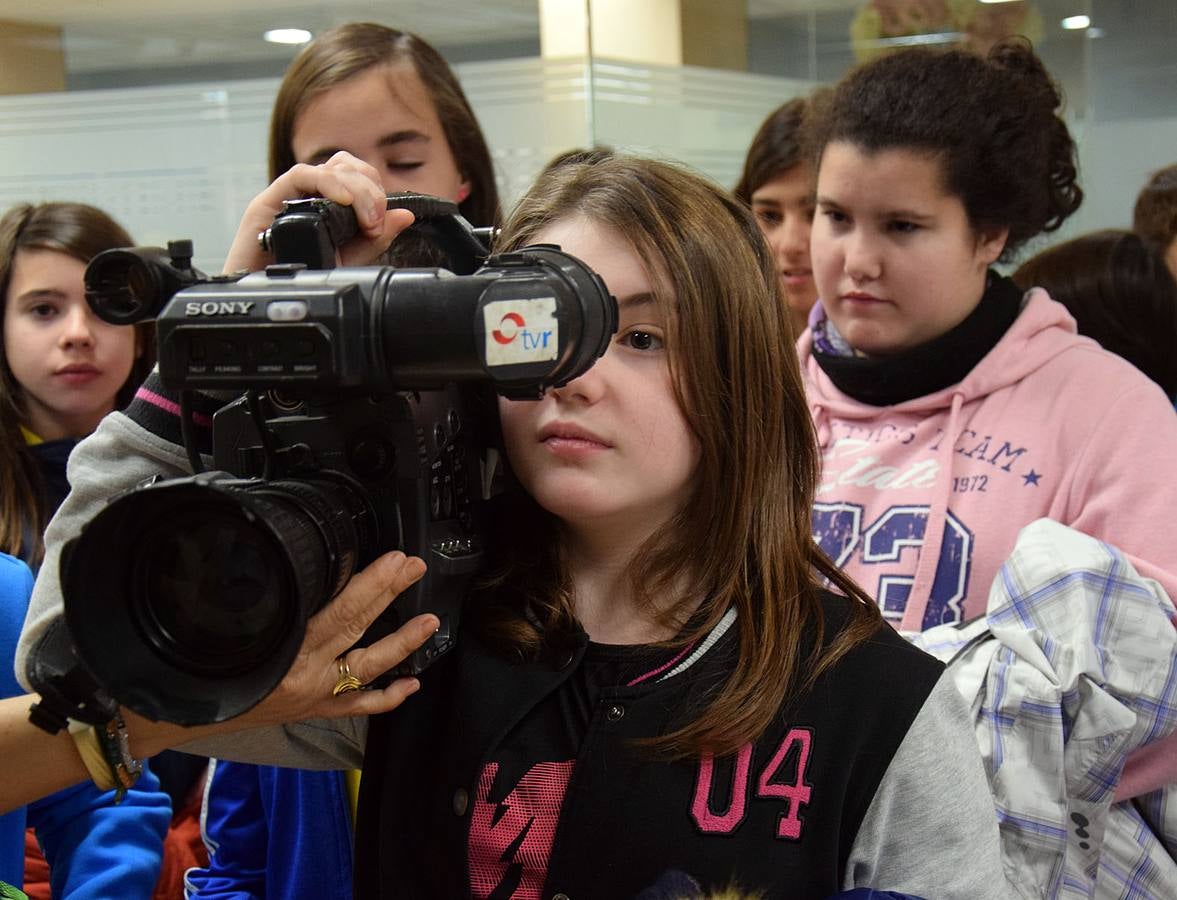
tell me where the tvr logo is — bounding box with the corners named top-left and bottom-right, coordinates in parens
top-left (492, 311), bottom-right (553, 351)
top-left (484, 298), bottom-right (559, 367)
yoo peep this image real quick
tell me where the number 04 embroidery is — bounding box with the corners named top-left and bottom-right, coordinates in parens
top-left (690, 728), bottom-right (814, 840)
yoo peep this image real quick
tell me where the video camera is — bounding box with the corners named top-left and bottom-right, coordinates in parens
top-left (27, 194), bottom-right (617, 727)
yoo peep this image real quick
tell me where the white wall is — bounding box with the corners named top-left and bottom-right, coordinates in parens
top-left (0, 58), bottom-right (808, 272)
top-left (3, 56), bottom-right (1163, 273)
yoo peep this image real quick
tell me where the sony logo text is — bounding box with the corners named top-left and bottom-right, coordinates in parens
top-left (185, 301), bottom-right (256, 316)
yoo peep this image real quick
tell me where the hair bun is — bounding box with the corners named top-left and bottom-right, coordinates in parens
top-left (989, 37), bottom-right (1063, 113)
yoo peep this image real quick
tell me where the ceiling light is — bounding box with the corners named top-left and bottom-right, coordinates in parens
top-left (979, 1), bottom-right (1020, 4)
top-left (1061, 15), bottom-right (1092, 30)
top-left (858, 31), bottom-right (964, 49)
top-left (264, 29), bottom-right (312, 45)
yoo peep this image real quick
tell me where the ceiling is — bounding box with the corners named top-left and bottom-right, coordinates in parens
top-left (0, 0), bottom-right (1171, 119)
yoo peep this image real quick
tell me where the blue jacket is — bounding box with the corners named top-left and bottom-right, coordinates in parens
top-left (185, 761), bottom-right (353, 900)
top-left (0, 552), bottom-right (171, 897)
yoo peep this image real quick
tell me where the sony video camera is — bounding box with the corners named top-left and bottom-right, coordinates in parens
top-left (29, 194), bottom-right (616, 727)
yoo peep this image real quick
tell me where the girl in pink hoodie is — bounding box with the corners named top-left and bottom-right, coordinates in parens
top-left (800, 39), bottom-right (1177, 635)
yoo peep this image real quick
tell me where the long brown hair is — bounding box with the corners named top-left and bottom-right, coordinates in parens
top-left (0, 202), bottom-right (155, 566)
top-left (483, 156), bottom-right (882, 758)
top-left (268, 22), bottom-right (501, 228)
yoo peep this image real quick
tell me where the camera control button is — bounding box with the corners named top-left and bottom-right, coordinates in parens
top-left (266, 299), bottom-right (308, 321)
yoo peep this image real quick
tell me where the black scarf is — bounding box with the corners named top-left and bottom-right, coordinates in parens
top-left (812, 272), bottom-right (1024, 406)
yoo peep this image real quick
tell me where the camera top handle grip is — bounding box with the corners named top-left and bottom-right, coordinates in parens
top-left (265, 193), bottom-right (490, 274)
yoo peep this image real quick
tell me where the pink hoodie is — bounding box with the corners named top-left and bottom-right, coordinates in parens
top-left (800, 288), bottom-right (1177, 633)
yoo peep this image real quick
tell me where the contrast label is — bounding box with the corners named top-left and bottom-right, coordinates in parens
top-left (483, 297), bottom-right (558, 367)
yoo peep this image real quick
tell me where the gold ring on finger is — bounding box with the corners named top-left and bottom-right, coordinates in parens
top-left (332, 655), bottom-right (365, 697)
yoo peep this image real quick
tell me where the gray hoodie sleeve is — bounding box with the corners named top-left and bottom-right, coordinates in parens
top-left (843, 671), bottom-right (1020, 899)
top-left (16, 411), bottom-right (192, 690)
top-left (176, 715), bottom-right (368, 770)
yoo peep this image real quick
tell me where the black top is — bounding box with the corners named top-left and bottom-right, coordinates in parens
top-left (355, 591), bottom-right (944, 899)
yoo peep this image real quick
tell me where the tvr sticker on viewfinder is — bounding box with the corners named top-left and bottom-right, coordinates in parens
top-left (484, 298), bottom-right (559, 366)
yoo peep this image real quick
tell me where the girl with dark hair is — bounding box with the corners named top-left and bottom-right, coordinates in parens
top-left (802, 40), bottom-right (1177, 636)
top-left (734, 94), bottom-right (824, 339)
top-left (0, 202), bottom-right (153, 569)
top-left (19, 155), bottom-right (1009, 899)
top-left (224, 21), bottom-right (500, 278)
top-left (1013, 229), bottom-right (1177, 401)
top-left (0, 202), bottom-right (165, 899)
top-left (266, 21), bottom-right (499, 228)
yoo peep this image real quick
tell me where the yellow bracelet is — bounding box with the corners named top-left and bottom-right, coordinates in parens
top-left (68, 722), bottom-right (118, 792)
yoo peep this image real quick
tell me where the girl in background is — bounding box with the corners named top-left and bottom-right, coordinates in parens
top-left (801, 39), bottom-right (1177, 633)
top-left (0, 203), bottom-right (166, 898)
top-left (182, 22), bottom-right (502, 900)
top-left (0, 202), bottom-right (153, 570)
top-left (734, 93), bottom-right (824, 340)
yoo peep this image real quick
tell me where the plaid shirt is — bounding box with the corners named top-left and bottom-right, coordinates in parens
top-left (912, 519), bottom-right (1177, 899)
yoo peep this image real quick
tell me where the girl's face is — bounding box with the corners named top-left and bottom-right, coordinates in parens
top-left (750, 163), bottom-right (818, 333)
top-left (498, 216), bottom-right (700, 538)
top-left (811, 142), bottom-right (1007, 356)
top-left (3, 249), bottom-right (138, 440)
top-left (291, 63), bottom-right (469, 203)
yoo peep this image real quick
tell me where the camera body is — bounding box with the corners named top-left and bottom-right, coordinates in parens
top-left (28, 195), bottom-right (617, 727)
top-left (207, 383), bottom-right (482, 675)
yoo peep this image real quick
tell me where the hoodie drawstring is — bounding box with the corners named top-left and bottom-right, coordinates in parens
top-left (811, 402), bottom-right (831, 449)
top-left (899, 390), bottom-right (965, 634)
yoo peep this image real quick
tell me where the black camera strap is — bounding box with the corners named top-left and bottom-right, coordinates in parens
top-left (26, 617), bottom-right (120, 734)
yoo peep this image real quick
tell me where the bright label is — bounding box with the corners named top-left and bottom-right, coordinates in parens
top-left (483, 297), bottom-right (558, 367)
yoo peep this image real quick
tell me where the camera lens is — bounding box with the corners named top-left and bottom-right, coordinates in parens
top-left (133, 507), bottom-right (292, 676)
top-left (63, 472), bottom-right (376, 724)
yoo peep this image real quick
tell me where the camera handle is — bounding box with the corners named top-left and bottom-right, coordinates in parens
top-left (259, 193), bottom-right (491, 273)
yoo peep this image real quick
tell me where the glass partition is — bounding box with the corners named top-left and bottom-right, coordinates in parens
top-left (0, 0), bottom-right (1173, 262)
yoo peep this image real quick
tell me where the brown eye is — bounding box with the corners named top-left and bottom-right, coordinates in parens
top-left (622, 330), bottom-right (663, 351)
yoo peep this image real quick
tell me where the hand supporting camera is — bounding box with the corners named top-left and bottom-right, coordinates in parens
top-left (224, 150), bottom-right (416, 273)
top-left (2, 550), bottom-right (433, 816)
top-left (217, 551), bottom-right (434, 731)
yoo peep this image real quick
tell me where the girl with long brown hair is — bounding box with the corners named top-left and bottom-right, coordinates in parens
top-left (20, 151), bottom-right (1007, 896)
top-left (0, 201), bottom-right (163, 900)
top-left (0, 202), bottom-right (153, 569)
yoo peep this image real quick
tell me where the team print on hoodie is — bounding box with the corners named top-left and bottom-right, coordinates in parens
top-left (801, 288), bottom-right (1177, 632)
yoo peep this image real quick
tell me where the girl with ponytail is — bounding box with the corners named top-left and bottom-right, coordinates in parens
top-left (801, 38), bottom-right (1177, 633)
